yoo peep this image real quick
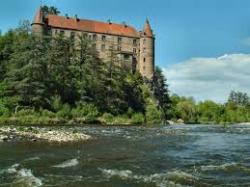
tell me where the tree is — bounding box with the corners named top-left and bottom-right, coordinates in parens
top-left (41, 5), bottom-right (60, 15)
top-left (197, 100), bottom-right (223, 123)
top-left (151, 66), bottom-right (171, 120)
top-left (4, 35), bottom-right (51, 109)
top-left (227, 90), bottom-right (250, 107)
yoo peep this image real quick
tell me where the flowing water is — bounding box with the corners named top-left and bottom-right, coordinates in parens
top-left (0, 124), bottom-right (250, 187)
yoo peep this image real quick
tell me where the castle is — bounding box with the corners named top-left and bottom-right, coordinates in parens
top-left (32, 7), bottom-right (155, 79)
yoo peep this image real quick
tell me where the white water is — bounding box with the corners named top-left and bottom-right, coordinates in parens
top-left (99, 168), bottom-right (195, 187)
top-left (52, 158), bottom-right (79, 168)
top-left (0, 164), bottom-right (42, 187)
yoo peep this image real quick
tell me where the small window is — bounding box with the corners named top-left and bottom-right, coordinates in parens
top-left (88, 34), bottom-right (92, 40)
top-left (124, 54), bottom-right (130, 60)
top-left (70, 32), bottom-right (75, 40)
top-left (55, 30), bottom-right (58, 34)
top-left (93, 34), bottom-right (97, 41)
top-left (92, 43), bottom-right (97, 49)
top-left (143, 58), bottom-right (146, 62)
top-left (102, 35), bottom-right (106, 41)
top-left (133, 48), bottom-right (136, 53)
top-left (117, 46), bottom-right (121, 51)
top-left (101, 44), bottom-right (105, 51)
top-left (118, 37), bottom-right (122, 44)
top-left (60, 30), bottom-right (65, 36)
top-left (133, 39), bottom-right (137, 46)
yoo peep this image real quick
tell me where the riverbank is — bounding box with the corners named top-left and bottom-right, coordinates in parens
top-left (0, 126), bottom-right (91, 143)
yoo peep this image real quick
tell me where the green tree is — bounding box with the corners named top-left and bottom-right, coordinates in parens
top-left (41, 5), bottom-right (60, 15)
top-left (151, 66), bottom-right (171, 120)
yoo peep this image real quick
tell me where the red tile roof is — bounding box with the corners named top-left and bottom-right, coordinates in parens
top-left (47, 15), bottom-right (140, 38)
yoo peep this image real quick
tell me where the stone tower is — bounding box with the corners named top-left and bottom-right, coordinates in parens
top-left (31, 7), bottom-right (44, 36)
top-left (139, 19), bottom-right (155, 79)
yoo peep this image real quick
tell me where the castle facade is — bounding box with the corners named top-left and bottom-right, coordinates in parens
top-left (32, 7), bottom-right (155, 79)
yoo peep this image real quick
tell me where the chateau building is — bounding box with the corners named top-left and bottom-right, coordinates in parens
top-left (32, 7), bottom-right (155, 79)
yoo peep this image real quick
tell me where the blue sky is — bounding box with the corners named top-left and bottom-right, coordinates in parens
top-left (1, 0), bottom-right (250, 102)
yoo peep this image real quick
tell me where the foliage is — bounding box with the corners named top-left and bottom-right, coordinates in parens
top-left (151, 66), bottom-right (171, 120)
top-left (41, 6), bottom-right (60, 15)
top-left (131, 113), bottom-right (144, 125)
top-left (169, 91), bottom-right (250, 124)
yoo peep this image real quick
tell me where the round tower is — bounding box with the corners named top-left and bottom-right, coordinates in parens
top-left (31, 7), bottom-right (44, 36)
top-left (139, 19), bottom-right (155, 79)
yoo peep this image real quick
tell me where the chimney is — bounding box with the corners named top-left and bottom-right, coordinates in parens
top-left (75, 14), bottom-right (79, 21)
top-left (107, 19), bottom-right (112, 24)
top-left (122, 21), bottom-right (127, 28)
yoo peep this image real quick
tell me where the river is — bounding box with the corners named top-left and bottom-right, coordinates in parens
top-left (0, 124), bottom-right (250, 187)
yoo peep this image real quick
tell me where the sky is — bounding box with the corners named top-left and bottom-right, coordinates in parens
top-left (1, 0), bottom-right (250, 102)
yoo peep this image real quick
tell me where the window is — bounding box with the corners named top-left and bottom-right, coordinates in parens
top-left (101, 44), bottom-right (105, 51)
top-left (117, 46), bottom-right (122, 51)
top-left (88, 34), bottom-right (92, 40)
top-left (133, 39), bottom-right (137, 46)
top-left (92, 43), bottom-right (97, 49)
top-left (70, 32), bottom-right (75, 40)
top-left (143, 58), bottom-right (146, 62)
top-left (118, 37), bottom-right (122, 44)
top-left (124, 54), bottom-right (130, 60)
top-left (60, 30), bottom-right (65, 36)
top-left (55, 30), bottom-right (58, 34)
top-left (102, 35), bottom-right (106, 41)
top-left (93, 34), bottom-right (97, 41)
top-left (133, 48), bottom-right (136, 53)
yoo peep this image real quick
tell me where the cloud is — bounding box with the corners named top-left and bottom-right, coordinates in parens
top-left (164, 54), bottom-right (250, 103)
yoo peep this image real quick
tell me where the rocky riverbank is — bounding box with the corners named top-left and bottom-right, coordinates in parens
top-left (0, 126), bottom-right (91, 143)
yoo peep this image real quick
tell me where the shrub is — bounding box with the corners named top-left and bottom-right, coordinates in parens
top-left (0, 100), bottom-right (9, 116)
top-left (14, 108), bottom-right (36, 117)
top-left (51, 95), bottom-right (63, 112)
top-left (131, 113), bottom-right (144, 124)
top-left (146, 104), bottom-right (163, 124)
top-left (71, 103), bottom-right (99, 118)
top-left (101, 113), bottom-right (114, 124)
top-left (41, 109), bottom-right (56, 118)
top-left (56, 104), bottom-right (71, 118)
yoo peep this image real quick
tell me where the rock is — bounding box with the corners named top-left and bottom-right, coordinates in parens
top-left (2, 136), bottom-right (9, 142)
top-left (177, 119), bottom-right (185, 124)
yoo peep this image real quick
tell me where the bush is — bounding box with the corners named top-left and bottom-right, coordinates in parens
top-left (14, 108), bottom-right (36, 117)
top-left (0, 100), bottom-right (9, 116)
top-left (51, 95), bottom-right (63, 112)
top-left (101, 113), bottom-right (114, 124)
top-left (71, 103), bottom-right (99, 118)
top-left (40, 109), bottom-right (56, 118)
top-left (146, 104), bottom-right (163, 124)
top-left (56, 104), bottom-right (71, 118)
top-left (131, 113), bottom-right (144, 124)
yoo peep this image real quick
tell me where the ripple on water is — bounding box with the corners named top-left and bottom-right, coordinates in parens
top-left (200, 162), bottom-right (250, 174)
top-left (99, 168), bottom-right (204, 187)
top-left (0, 164), bottom-right (42, 187)
top-left (52, 158), bottom-right (79, 168)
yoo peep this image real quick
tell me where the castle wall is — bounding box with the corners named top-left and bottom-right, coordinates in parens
top-left (50, 28), bottom-right (140, 72)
